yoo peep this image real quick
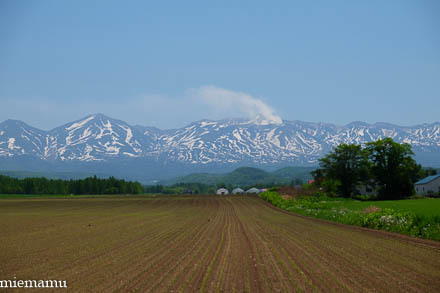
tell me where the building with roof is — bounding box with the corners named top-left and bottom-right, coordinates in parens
top-left (356, 185), bottom-right (377, 196)
top-left (356, 180), bottom-right (378, 196)
top-left (415, 175), bottom-right (440, 196)
top-left (232, 188), bottom-right (244, 195)
top-left (246, 187), bottom-right (261, 194)
top-left (216, 188), bottom-right (229, 195)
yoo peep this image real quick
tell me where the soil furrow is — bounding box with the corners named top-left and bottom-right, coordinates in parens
top-left (2, 196), bottom-right (439, 292)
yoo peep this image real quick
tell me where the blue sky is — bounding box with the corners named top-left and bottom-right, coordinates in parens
top-left (0, 0), bottom-right (439, 129)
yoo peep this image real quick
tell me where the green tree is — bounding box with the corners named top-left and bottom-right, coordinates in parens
top-left (316, 144), bottom-right (368, 197)
top-left (216, 182), bottom-right (227, 189)
top-left (0, 174), bottom-right (143, 195)
top-left (365, 138), bottom-right (421, 199)
top-left (418, 167), bottom-right (437, 179)
top-left (320, 178), bottom-right (341, 197)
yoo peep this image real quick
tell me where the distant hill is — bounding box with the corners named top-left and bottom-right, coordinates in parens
top-left (271, 167), bottom-right (317, 181)
top-left (163, 166), bottom-right (316, 187)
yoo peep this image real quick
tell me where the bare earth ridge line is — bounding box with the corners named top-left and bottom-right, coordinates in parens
top-left (1, 196), bottom-right (439, 292)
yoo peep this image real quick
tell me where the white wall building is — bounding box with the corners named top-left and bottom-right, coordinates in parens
top-left (216, 188), bottom-right (229, 195)
top-left (232, 188), bottom-right (244, 195)
top-left (415, 175), bottom-right (440, 196)
top-left (356, 184), bottom-right (377, 196)
top-left (246, 187), bottom-right (261, 194)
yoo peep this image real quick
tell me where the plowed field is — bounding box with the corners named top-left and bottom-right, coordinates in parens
top-left (1, 196), bottom-right (439, 292)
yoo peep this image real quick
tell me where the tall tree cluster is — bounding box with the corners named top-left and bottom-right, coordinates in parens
top-left (0, 175), bottom-right (143, 195)
top-left (313, 138), bottom-right (424, 199)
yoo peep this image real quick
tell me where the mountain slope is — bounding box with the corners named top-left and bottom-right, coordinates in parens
top-left (1, 114), bottom-right (439, 182)
top-left (45, 114), bottom-right (147, 161)
top-left (0, 120), bottom-right (47, 158)
top-left (163, 166), bottom-right (316, 187)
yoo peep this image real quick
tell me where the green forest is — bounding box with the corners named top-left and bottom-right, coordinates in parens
top-left (0, 175), bottom-right (143, 195)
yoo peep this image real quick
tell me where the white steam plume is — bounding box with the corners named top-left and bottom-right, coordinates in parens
top-left (189, 86), bottom-right (282, 125)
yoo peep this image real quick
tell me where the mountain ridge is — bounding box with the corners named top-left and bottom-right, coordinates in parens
top-left (1, 114), bottom-right (439, 182)
top-left (162, 166), bottom-right (316, 186)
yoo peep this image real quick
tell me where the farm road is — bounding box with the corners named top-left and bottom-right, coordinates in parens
top-left (1, 196), bottom-right (439, 292)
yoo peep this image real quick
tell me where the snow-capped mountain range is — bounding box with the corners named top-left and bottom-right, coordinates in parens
top-left (1, 114), bottom-right (439, 180)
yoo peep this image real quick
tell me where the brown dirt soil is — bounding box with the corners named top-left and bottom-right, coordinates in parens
top-left (277, 186), bottom-right (318, 198)
top-left (1, 196), bottom-right (439, 292)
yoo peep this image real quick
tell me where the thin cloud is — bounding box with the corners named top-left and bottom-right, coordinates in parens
top-left (0, 86), bottom-right (283, 129)
top-left (188, 86), bottom-right (282, 124)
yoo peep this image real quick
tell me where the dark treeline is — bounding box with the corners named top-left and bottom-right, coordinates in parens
top-left (216, 181), bottom-right (286, 191)
top-left (0, 175), bottom-right (143, 195)
top-left (144, 182), bottom-right (216, 194)
top-left (144, 181), bottom-right (296, 195)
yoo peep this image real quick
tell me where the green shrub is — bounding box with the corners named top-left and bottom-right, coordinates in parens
top-left (259, 190), bottom-right (440, 241)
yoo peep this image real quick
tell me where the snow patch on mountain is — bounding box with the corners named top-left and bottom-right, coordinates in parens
top-left (66, 115), bottom-right (96, 131)
top-left (0, 115), bottom-right (440, 166)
